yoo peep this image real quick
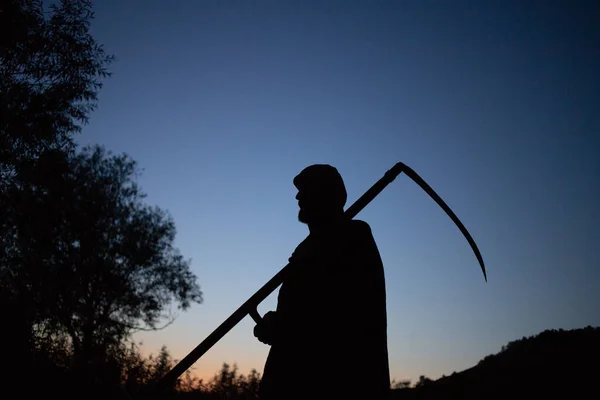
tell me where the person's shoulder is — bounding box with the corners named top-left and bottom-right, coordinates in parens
top-left (349, 219), bottom-right (371, 228)
top-left (347, 219), bottom-right (373, 236)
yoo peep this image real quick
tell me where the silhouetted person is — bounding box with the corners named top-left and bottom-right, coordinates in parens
top-left (254, 164), bottom-right (390, 400)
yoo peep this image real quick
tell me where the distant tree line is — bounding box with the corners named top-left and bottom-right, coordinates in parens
top-left (390, 326), bottom-right (600, 400)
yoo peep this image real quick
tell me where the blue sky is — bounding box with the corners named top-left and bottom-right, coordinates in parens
top-left (78, 0), bottom-right (599, 384)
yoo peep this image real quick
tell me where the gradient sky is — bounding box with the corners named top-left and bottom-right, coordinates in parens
top-left (76, 0), bottom-right (599, 384)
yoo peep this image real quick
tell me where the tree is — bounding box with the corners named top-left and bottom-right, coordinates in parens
top-left (391, 378), bottom-right (412, 389)
top-left (0, 2), bottom-right (203, 397)
top-left (415, 375), bottom-right (433, 388)
top-left (0, 0), bottom-right (114, 379)
top-left (0, 0), bottom-right (114, 173)
top-left (238, 368), bottom-right (261, 398)
top-left (207, 363), bottom-right (261, 399)
top-left (147, 346), bottom-right (175, 383)
top-left (210, 363), bottom-right (240, 398)
top-left (15, 145), bottom-right (203, 368)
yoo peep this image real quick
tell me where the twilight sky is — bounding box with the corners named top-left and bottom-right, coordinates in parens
top-left (77, 0), bottom-right (599, 384)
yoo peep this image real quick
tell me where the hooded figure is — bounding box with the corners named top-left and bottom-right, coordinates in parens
top-left (255, 164), bottom-right (390, 400)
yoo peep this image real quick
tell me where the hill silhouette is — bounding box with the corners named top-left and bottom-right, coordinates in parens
top-left (391, 326), bottom-right (600, 400)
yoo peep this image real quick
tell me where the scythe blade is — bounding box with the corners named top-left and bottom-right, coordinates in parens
top-left (400, 164), bottom-right (487, 281)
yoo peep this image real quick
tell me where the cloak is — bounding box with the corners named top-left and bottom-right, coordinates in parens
top-left (259, 219), bottom-right (390, 400)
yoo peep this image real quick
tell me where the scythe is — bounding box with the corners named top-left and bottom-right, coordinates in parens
top-left (155, 161), bottom-right (486, 392)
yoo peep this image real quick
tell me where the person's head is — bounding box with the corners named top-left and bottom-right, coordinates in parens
top-left (293, 164), bottom-right (347, 226)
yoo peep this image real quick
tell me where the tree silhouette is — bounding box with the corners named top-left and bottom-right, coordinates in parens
top-left (391, 379), bottom-right (412, 389)
top-left (205, 363), bottom-right (261, 399)
top-left (415, 375), bottom-right (433, 387)
top-left (390, 327), bottom-right (600, 400)
top-left (210, 363), bottom-right (240, 398)
top-left (238, 369), bottom-right (261, 398)
top-left (148, 346), bottom-right (176, 384)
top-left (0, 0), bottom-right (114, 172)
top-left (12, 145), bottom-right (202, 370)
top-left (1, 1), bottom-right (114, 390)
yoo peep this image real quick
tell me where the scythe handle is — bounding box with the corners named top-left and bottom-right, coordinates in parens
top-left (154, 161), bottom-right (485, 392)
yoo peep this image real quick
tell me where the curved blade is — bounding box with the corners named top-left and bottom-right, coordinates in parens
top-left (402, 165), bottom-right (487, 281)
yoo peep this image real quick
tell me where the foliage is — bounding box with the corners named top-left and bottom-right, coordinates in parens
top-left (124, 355), bottom-right (261, 399)
top-left (5, 145), bottom-right (203, 371)
top-left (391, 378), bottom-right (412, 389)
top-left (204, 363), bottom-right (261, 399)
top-left (415, 375), bottom-right (433, 388)
top-left (0, 0), bottom-right (114, 173)
top-left (391, 326), bottom-right (600, 400)
top-left (0, 1), bottom-right (206, 398)
top-left (1, 0), bottom-right (115, 387)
